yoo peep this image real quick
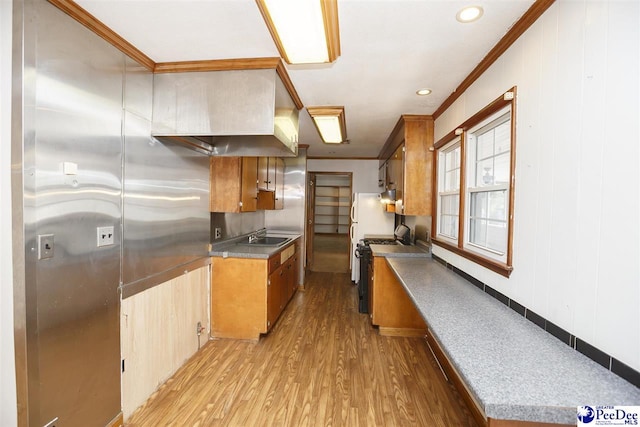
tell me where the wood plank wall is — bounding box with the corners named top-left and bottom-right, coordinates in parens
top-left (121, 266), bottom-right (210, 419)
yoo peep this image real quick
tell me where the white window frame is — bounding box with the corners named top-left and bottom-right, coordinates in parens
top-left (436, 138), bottom-right (461, 245)
top-left (463, 107), bottom-right (511, 262)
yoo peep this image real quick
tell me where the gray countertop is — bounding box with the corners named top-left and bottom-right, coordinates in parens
top-left (370, 243), bottom-right (430, 258)
top-left (385, 257), bottom-right (640, 424)
top-left (210, 233), bottom-right (301, 259)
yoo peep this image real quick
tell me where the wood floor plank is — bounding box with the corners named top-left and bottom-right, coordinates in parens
top-left (126, 271), bottom-right (479, 427)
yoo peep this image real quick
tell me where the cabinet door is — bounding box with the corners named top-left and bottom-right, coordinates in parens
top-left (241, 157), bottom-right (258, 212)
top-left (256, 189), bottom-right (275, 210)
top-left (258, 157), bottom-right (277, 191)
top-left (371, 256), bottom-right (426, 332)
top-left (402, 117), bottom-right (433, 216)
top-left (378, 163), bottom-right (387, 189)
top-left (389, 144), bottom-right (404, 191)
top-left (210, 157), bottom-right (242, 213)
top-left (258, 157), bottom-right (268, 190)
top-left (368, 258), bottom-right (375, 322)
top-left (210, 157), bottom-right (258, 213)
top-left (274, 158), bottom-right (284, 210)
top-left (291, 251), bottom-right (299, 296)
top-left (267, 267), bottom-right (283, 331)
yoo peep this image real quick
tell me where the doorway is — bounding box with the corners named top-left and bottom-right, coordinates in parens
top-left (306, 172), bottom-right (353, 273)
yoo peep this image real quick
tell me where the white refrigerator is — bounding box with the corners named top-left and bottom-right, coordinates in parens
top-left (349, 193), bottom-right (395, 282)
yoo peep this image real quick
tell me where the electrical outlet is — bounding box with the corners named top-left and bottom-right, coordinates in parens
top-left (38, 234), bottom-right (54, 260)
top-left (97, 226), bottom-right (115, 247)
top-left (197, 321), bottom-right (202, 335)
top-left (214, 228), bottom-right (222, 239)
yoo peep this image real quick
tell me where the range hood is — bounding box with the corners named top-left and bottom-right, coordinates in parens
top-left (380, 189), bottom-right (399, 203)
top-left (152, 68), bottom-right (299, 157)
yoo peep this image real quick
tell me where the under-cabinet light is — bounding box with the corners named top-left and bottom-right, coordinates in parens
top-left (307, 106), bottom-right (346, 144)
top-left (256, 0), bottom-right (341, 64)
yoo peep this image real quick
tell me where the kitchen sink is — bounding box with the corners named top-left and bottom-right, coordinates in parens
top-left (239, 236), bottom-right (291, 247)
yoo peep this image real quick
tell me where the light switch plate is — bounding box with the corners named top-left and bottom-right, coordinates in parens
top-left (97, 226), bottom-right (115, 247)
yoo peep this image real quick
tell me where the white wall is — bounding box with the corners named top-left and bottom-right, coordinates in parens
top-left (307, 159), bottom-right (380, 193)
top-left (1, 0), bottom-right (17, 424)
top-left (433, 0), bottom-right (639, 371)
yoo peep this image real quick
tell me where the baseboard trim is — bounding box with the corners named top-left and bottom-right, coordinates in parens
top-left (379, 327), bottom-right (426, 337)
top-left (106, 412), bottom-right (124, 427)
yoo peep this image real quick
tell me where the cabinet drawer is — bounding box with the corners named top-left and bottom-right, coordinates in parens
top-left (268, 253), bottom-right (281, 273)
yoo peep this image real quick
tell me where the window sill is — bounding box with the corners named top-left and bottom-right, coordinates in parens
top-left (432, 239), bottom-right (513, 278)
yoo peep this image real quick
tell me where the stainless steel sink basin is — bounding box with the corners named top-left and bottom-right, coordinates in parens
top-left (239, 236), bottom-right (291, 247)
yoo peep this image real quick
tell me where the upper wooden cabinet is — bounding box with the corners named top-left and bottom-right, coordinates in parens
top-left (258, 157), bottom-right (276, 191)
top-left (210, 157), bottom-right (258, 213)
top-left (387, 144), bottom-right (404, 193)
top-left (257, 157), bottom-right (284, 210)
top-left (379, 115), bottom-right (434, 216)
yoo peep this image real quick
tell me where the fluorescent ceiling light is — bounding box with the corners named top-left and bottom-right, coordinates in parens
top-left (256, 0), bottom-right (341, 64)
top-left (307, 106), bottom-right (346, 144)
top-left (456, 6), bottom-right (484, 23)
top-left (416, 88), bottom-right (432, 96)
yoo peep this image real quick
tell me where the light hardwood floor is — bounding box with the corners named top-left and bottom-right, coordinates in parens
top-left (311, 234), bottom-right (350, 273)
top-left (126, 271), bottom-right (478, 427)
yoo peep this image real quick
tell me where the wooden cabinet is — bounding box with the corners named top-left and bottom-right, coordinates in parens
top-left (211, 240), bottom-right (298, 340)
top-left (257, 157), bottom-right (284, 210)
top-left (378, 162), bottom-right (387, 189)
top-left (386, 144), bottom-right (404, 193)
top-left (370, 256), bottom-right (426, 337)
top-left (210, 157), bottom-right (258, 213)
top-left (274, 158), bottom-right (284, 210)
top-left (379, 115), bottom-right (434, 216)
top-left (267, 263), bottom-right (285, 330)
top-left (258, 157), bottom-right (276, 191)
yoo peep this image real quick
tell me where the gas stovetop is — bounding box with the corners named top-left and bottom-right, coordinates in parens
top-left (361, 238), bottom-right (399, 246)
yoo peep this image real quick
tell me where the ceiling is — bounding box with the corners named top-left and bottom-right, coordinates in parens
top-left (75, 0), bottom-right (535, 159)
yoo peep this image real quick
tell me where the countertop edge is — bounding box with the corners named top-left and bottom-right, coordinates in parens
top-left (210, 234), bottom-right (301, 259)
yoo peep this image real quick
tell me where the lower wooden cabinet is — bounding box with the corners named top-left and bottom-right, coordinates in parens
top-left (370, 256), bottom-right (426, 336)
top-left (211, 241), bottom-right (298, 340)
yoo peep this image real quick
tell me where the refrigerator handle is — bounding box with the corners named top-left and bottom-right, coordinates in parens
top-left (350, 202), bottom-right (356, 222)
top-left (349, 223), bottom-right (356, 243)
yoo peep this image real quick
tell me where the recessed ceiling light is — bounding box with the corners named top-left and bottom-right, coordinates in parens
top-left (456, 6), bottom-right (484, 23)
top-left (416, 88), bottom-right (432, 96)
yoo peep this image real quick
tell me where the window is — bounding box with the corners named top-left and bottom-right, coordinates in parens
top-left (433, 88), bottom-right (516, 277)
top-left (465, 109), bottom-right (510, 260)
top-left (436, 139), bottom-right (461, 243)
